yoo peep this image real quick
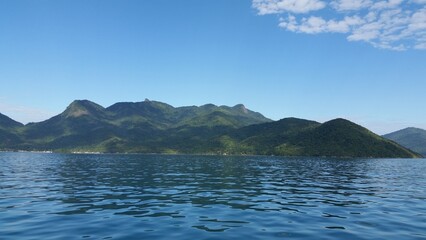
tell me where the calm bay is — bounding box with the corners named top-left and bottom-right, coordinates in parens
top-left (1, 152), bottom-right (425, 239)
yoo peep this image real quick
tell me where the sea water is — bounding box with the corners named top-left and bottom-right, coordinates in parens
top-left (1, 152), bottom-right (425, 239)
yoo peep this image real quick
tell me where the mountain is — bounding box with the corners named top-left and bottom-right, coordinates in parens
top-left (0, 112), bottom-right (23, 129)
top-left (383, 128), bottom-right (426, 157)
top-left (7, 99), bottom-right (271, 153)
top-left (106, 100), bottom-right (269, 129)
top-left (0, 113), bottom-right (23, 149)
top-left (0, 99), bottom-right (421, 158)
top-left (212, 118), bottom-right (421, 158)
top-left (20, 100), bottom-right (117, 150)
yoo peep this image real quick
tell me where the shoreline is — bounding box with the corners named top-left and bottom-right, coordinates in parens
top-left (0, 150), bottom-right (423, 159)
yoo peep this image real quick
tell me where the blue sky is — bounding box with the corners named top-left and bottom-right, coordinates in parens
top-left (0, 0), bottom-right (425, 134)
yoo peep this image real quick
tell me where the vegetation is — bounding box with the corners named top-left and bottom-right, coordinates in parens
top-left (0, 113), bottom-right (23, 149)
top-left (210, 118), bottom-right (421, 158)
top-left (383, 128), bottom-right (426, 157)
top-left (0, 99), bottom-right (421, 158)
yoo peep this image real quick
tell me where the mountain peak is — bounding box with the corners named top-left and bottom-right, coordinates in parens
top-left (201, 103), bottom-right (217, 108)
top-left (63, 100), bottom-right (105, 118)
top-left (69, 99), bottom-right (97, 107)
top-left (402, 127), bottom-right (425, 132)
top-left (233, 104), bottom-right (248, 114)
top-left (321, 118), bottom-right (365, 130)
top-left (326, 118), bottom-right (352, 124)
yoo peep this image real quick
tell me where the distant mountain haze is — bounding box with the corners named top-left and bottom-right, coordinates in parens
top-left (383, 128), bottom-right (426, 157)
top-left (0, 99), bottom-right (421, 158)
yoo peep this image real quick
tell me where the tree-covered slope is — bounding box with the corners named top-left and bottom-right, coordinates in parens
top-left (0, 129), bottom-right (22, 149)
top-left (19, 100), bottom-right (118, 151)
top-left (213, 118), bottom-right (421, 158)
top-left (290, 119), bottom-right (420, 158)
top-left (0, 113), bottom-right (24, 148)
top-left (2, 99), bottom-right (271, 153)
top-left (383, 127), bottom-right (426, 157)
top-left (0, 99), bottom-right (421, 158)
top-left (0, 113), bottom-right (23, 129)
top-left (106, 99), bottom-right (271, 129)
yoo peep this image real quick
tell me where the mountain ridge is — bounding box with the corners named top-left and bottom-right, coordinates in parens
top-left (0, 99), bottom-right (421, 158)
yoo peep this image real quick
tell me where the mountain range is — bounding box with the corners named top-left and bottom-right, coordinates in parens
top-left (383, 128), bottom-right (426, 157)
top-left (0, 99), bottom-right (421, 158)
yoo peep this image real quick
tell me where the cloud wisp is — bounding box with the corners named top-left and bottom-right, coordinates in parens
top-left (253, 0), bottom-right (426, 50)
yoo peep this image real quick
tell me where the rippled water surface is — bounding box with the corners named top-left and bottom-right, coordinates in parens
top-left (1, 153), bottom-right (426, 239)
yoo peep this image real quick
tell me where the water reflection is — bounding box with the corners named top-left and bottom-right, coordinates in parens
top-left (51, 155), bottom-right (415, 234)
top-left (1, 153), bottom-right (426, 240)
top-left (54, 155), bottom-right (372, 214)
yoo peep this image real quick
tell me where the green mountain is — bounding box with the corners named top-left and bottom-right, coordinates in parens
top-left (0, 113), bottom-right (23, 149)
top-left (0, 112), bottom-right (23, 129)
top-left (106, 100), bottom-right (269, 129)
top-left (212, 118), bottom-right (421, 158)
top-left (9, 99), bottom-right (271, 153)
top-left (0, 99), bottom-right (421, 158)
top-left (383, 128), bottom-right (426, 157)
top-left (21, 101), bottom-right (117, 151)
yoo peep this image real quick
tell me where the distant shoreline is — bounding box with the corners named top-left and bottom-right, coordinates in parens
top-left (1, 150), bottom-right (423, 159)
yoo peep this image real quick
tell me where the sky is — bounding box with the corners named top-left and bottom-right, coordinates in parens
top-left (0, 0), bottom-right (425, 134)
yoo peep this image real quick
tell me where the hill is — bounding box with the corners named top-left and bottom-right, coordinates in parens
top-left (0, 113), bottom-right (23, 149)
top-left (212, 118), bottom-right (421, 158)
top-left (383, 128), bottom-right (426, 157)
top-left (0, 99), bottom-right (421, 158)
top-left (0, 113), bottom-right (23, 129)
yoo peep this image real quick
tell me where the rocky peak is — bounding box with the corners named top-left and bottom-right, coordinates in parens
top-left (233, 104), bottom-right (248, 114)
top-left (62, 100), bottom-right (105, 118)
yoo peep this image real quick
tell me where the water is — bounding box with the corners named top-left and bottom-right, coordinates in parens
top-left (0, 153), bottom-right (425, 239)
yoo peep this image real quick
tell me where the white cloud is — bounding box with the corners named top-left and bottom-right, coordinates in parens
top-left (278, 15), bottom-right (299, 31)
top-left (415, 42), bottom-right (426, 48)
top-left (253, 0), bottom-right (426, 50)
top-left (299, 16), bottom-right (328, 33)
top-left (252, 0), bottom-right (326, 14)
top-left (280, 15), bottom-right (365, 34)
top-left (372, 0), bottom-right (404, 10)
top-left (331, 0), bottom-right (372, 11)
top-left (408, 7), bottom-right (426, 30)
top-left (347, 22), bottom-right (381, 41)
